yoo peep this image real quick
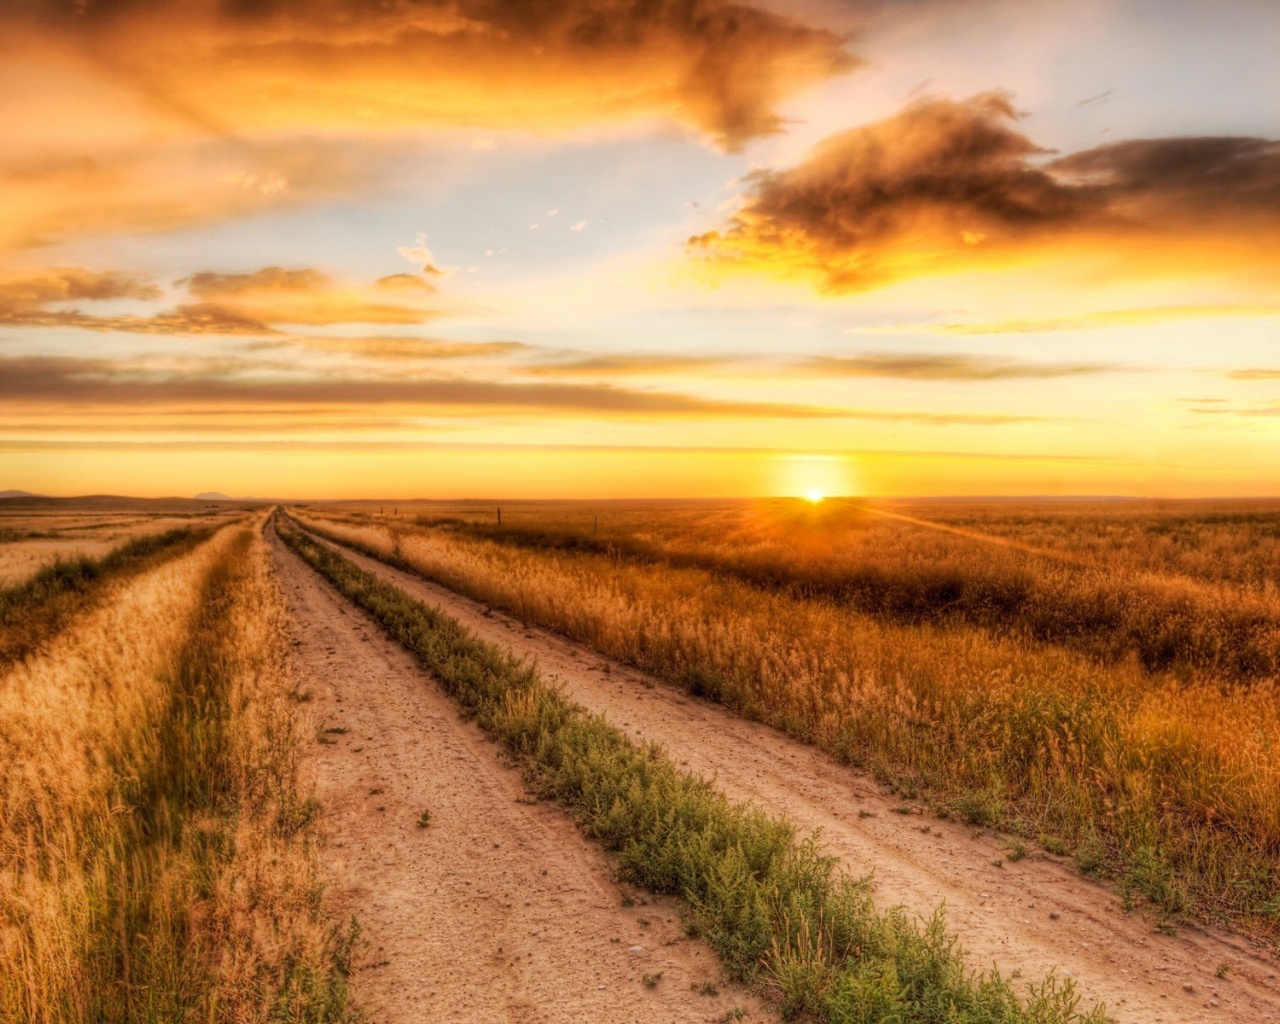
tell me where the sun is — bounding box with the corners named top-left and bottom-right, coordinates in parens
top-left (804, 489), bottom-right (825, 504)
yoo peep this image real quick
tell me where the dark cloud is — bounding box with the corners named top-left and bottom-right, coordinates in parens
top-left (808, 353), bottom-right (1119, 380)
top-left (0, 353), bottom-right (1047, 424)
top-left (690, 93), bottom-right (1280, 290)
top-left (1049, 136), bottom-right (1280, 222)
top-left (0, 354), bottom-right (846, 418)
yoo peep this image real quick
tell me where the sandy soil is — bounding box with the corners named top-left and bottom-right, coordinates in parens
top-left (269, 527), bottom-right (775, 1024)
top-left (302, 528), bottom-right (1280, 1024)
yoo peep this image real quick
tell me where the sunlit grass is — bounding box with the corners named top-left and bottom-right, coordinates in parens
top-left (295, 502), bottom-right (1280, 941)
top-left (279, 513), bottom-right (1108, 1024)
top-left (0, 519), bottom-right (356, 1023)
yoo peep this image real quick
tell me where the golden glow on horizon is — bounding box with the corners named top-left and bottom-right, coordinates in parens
top-left (775, 455), bottom-right (859, 501)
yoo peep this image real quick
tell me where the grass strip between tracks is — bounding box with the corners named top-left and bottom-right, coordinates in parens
top-left (0, 525), bottom-right (217, 667)
top-left (278, 514), bottom-right (1108, 1024)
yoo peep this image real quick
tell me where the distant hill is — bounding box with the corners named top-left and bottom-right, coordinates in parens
top-left (194, 492), bottom-right (233, 501)
top-left (0, 489), bottom-right (43, 499)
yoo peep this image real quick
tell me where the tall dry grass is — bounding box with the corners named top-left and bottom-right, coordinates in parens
top-left (296, 509), bottom-right (1280, 940)
top-left (279, 515), bottom-right (1108, 1024)
top-left (0, 518), bottom-right (354, 1022)
top-left (393, 500), bottom-right (1280, 680)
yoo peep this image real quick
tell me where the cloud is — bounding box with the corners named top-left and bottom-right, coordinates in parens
top-left (269, 335), bottom-right (530, 361)
top-left (0, 263), bottom-right (444, 334)
top-left (0, 303), bottom-right (277, 335)
top-left (0, 267), bottom-right (160, 305)
top-left (0, 265), bottom-right (276, 334)
top-left (929, 305), bottom-right (1280, 335)
top-left (395, 234), bottom-right (446, 275)
top-left (0, 131), bottom-right (367, 252)
top-left (1224, 368), bottom-right (1280, 381)
top-left (1185, 399), bottom-right (1280, 418)
top-left (523, 353), bottom-right (738, 376)
top-left (183, 266), bottom-right (329, 297)
top-left (689, 93), bottom-right (1280, 291)
top-left (375, 274), bottom-right (439, 294)
top-left (14, 0), bottom-right (853, 149)
top-left (0, 354), bottom-right (844, 419)
top-left (180, 264), bottom-right (442, 325)
top-left (0, 353), bottom-right (1047, 425)
top-left (1, 2), bottom-right (851, 252)
top-left (807, 353), bottom-right (1119, 380)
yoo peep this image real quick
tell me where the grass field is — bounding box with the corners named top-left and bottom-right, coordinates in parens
top-left (0, 513), bottom-right (356, 1023)
top-left (5, 495), bottom-right (1276, 1021)
top-left (297, 498), bottom-right (1280, 941)
top-left (277, 513), bottom-right (1107, 1023)
top-left (0, 498), bottom-right (242, 587)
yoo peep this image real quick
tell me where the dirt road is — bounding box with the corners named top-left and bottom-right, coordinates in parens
top-left (303, 527), bottom-right (1280, 1024)
top-left (269, 528), bottom-right (774, 1024)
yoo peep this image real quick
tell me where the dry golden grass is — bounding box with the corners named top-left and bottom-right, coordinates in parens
top-left (0, 517), bottom-right (354, 1023)
top-left (297, 502), bottom-right (1280, 941)
top-left (0, 511), bottom-right (234, 587)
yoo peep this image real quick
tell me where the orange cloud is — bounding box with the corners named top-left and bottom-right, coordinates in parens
top-left (0, 263), bottom-right (446, 333)
top-left (1, 2), bottom-right (853, 252)
top-left (179, 266), bottom-right (443, 326)
top-left (0, 304), bottom-right (277, 335)
top-left (689, 93), bottom-right (1280, 291)
top-left (0, 266), bottom-right (276, 334)
top-left (12, 0), bottom-right (852, 146)
top-left (0, 267), bottom-right (160, 305)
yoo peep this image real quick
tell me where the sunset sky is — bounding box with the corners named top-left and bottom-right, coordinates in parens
top-left (3, 0), bottom-right (1279, 498)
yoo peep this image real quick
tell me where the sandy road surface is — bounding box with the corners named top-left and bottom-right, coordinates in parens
top-left (270, 528), bottom-right (773, 1024)
top-left (303, 527), bottom-right (1280, 1024)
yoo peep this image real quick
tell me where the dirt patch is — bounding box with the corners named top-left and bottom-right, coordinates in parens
top-left (308, 529), bottom-right (1280, 1024)
top-left (270, 528), bottom-right (773, 1024)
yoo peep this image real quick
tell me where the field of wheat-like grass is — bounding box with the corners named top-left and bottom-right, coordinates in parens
top-left (298, 499), bottom-right (1280, 940)
top-left (0, 516), bottom-right (355, 1023)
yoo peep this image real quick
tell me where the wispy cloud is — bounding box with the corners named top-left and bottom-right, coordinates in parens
top-left (268, 336), bottom-right (531, 362)
top-left (0, 354), bottom-right (1050, 426)
top-left (0, 264), bottom-right (448, 335)
top-left (807, 353), bottom-right (1120, 380)
top-left (0, 355), bottom-right (844, 419)
top-left (930, 305), bottom-right (1280, 335)
top-left (522, 353), bottom-right (738, 376)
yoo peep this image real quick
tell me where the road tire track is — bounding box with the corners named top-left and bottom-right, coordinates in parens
top-left (269, 526), bottom-right (774, 1024)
